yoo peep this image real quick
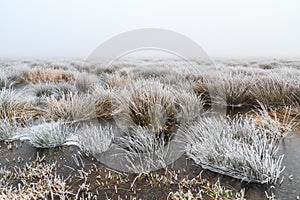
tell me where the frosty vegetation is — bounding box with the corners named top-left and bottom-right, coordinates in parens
top-left (0, 58), bottom-right (299, 186)
top-left (179, 115), bottom-right (285, 184)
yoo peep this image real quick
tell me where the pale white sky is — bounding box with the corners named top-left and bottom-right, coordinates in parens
top-left (0, 0), bottom-right (299, 58)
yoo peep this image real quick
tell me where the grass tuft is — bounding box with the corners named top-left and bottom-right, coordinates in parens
top-left (180, 116), bottom-right (285, 184)
top-left (0, 117), bottom-right (20, 141)
top-left (92, 84), bottom-right (114, 120)
top-left (72, 124), bottom-right (114, 156)
top-left (24, 120), bottom-right (74, 148)
top-left (118, 126), bottom-right (170, 173)
top-left (46, 92), bottom-right (97, 122)
top-left (22, 68), bottom-right (74, 84)
top-left (114, 80), bottom-right (178, 135)
top-left (0, 88), bottom-right (44, 123)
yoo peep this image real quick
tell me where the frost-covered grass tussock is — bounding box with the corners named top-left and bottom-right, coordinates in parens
top-left (0, 117), bottom-right (20, 141)
top-left (71, 124), bottom-right (115, 156)
top-left (22, 120), bottom-right (74, 148)
top-left (117, 126), bottom-right (170, 173)
top-left (114, 79), bottom-right (204, 136)
top-left (179, 115), bottom-right (286, 184)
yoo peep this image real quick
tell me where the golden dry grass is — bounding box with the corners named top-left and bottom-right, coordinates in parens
top-left (248, 106), bottom-right (299, 136)
top-left (0, 101), bottom-right (45, 123)
top-left (270, 107), bottom-right (300, 131)
top-left (45, 93), bottom-right (97, 122)
top-left (95, 95), bottom-right (113, 120)
top-left (22, 68), bottom-right (74, 83)
top-left (104, 73), bottom-right (132, 89)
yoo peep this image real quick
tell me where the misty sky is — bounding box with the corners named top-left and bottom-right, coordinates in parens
top-left (0, 0), bottom-right (299, 58)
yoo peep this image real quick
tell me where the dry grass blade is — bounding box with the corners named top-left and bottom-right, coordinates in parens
top-left (0, 155), bottom-right (73, 199)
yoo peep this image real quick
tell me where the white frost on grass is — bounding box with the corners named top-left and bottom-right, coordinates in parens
top-left (174, 88), bottom-right (205, 124)
top-left (46, 92), bottom-right (98, 122)
top-left (117, 126), bottom-right (170, 173)
top-left (113, 80), bottom-right (177, 134)
top-left (0, 117), bottom-right (20, 141)
top-left (71, 124), bottom-right (114, 156)
top-left (23, 120), bottom-right (74, 148)
top-left (179, 116), bottom-right (285, 184)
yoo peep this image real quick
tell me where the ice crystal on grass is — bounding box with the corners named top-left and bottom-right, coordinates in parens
top-left (92, 84), bottom-right (114, 120)
top-left (0, 88), bottom-right (44, 123)
top-left (0, 117), bottom-right (19, 141)
top-left (180, 116), bottom-right (285, 184)
top-left (114, 80), bottom-right (178, 135)
top-left (0, 156), bottom-right (72, 199)
top-left (72, 124), bottom-right (114, 156)
top-left (24, 121), bottom-right (74, 148)
top-left (174, 88), bottom-right (205, 124)
top-left (207, 72), bottom-right (252, 107)
top-left (118, 126), bottom-right (170, 173)
top-left (46, 92), bottom-right (97, 122)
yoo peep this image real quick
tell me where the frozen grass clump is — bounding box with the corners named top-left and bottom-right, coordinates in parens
top-left (0, 88), bottom-right (21, 120)
top-left (118, 126), bottom-right (169, 173)
top-left (252, 102), bottom-right (299, 138)
top-left (114, 80), bottom-right (177, 135)
top-left (32, 82), bottom-right (75, 99)
top-left (72, 124), bottom-right (114, 156)
top-left (0, 117), bottom-right (19, 141)
top-left (24, 120), bottom-right (74, 148)
top-left (0, 88), bottom-right (44, 123)
top-left (92, 84), bottom-right (114, 120)
top-left (174, 88), bottom-right (205, 124)
top-left (53, 82), bottom-right (76, 99)
top-left (22, 67), bottom-right (74, 84)
top-left (0, 71), bottom-right (12, 89)
top-left (46, 92), bottom-right (97, 122)
top-left (189, 74), bottom-right (210, 100)
top-left (179, 116), bottom-right (285, 184)
top-left (114, 79), bottom-right (206, 135)
top-left (0, 65), bottom-right (30, 88)
top-left (32, 82), bottom-right (58, 97)
top-left (74, 72), bottom-right (98, 93)
top-left (100, 72), bottom-right (132, 89)
top-left (250, 73), bottom-right (298, 106)
top-left (207, 72), bottom-right (252, 107)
